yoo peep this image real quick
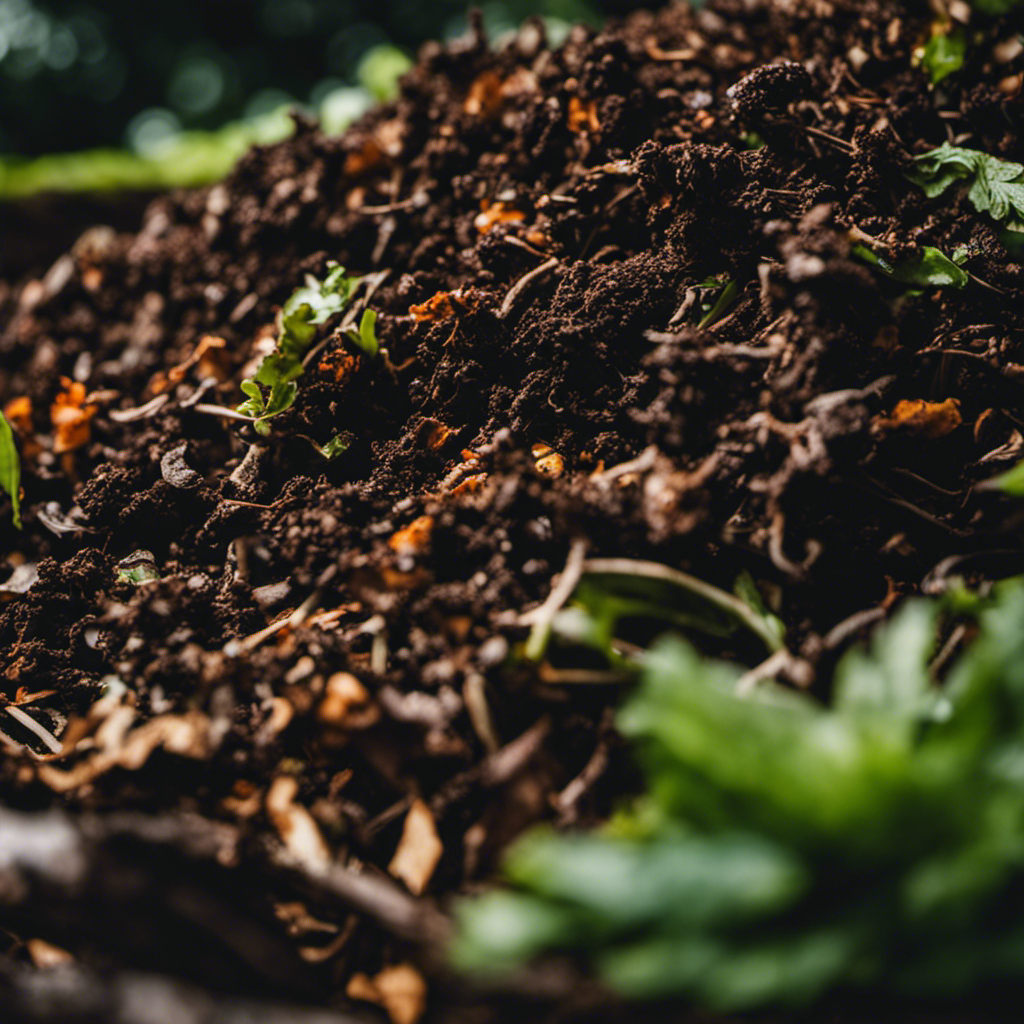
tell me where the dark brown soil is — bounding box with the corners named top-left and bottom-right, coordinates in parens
top-left (2, 1), bottom-right (1024, 1021)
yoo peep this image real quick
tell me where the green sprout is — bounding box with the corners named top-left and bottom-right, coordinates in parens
top-left (0, 411), bottom-right (22, 530)
top-left (236, 263), bottom-right (364, 435)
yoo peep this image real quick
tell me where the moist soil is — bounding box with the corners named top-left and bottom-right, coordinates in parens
top-left (1, 1), bottom-right (1024, 1021)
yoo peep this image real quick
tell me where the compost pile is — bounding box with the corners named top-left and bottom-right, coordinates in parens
top-left (2, 0), bottom-right (1024, 1020)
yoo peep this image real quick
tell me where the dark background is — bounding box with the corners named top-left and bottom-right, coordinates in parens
top-left (0, 0), bottom-right (653, 156)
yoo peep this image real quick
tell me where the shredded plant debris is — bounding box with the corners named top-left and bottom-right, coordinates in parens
top-left (3, 1), bottom-right (1024, 1021)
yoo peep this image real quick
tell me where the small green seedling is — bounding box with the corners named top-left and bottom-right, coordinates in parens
top-left (344, 308), bottom-right (379, 359)
top-left (237, 263), bottom-right (358, 435)
top-left (696, 278), bottom-right (740, 330)
top-left (0, 411), bottom-right (22, 529)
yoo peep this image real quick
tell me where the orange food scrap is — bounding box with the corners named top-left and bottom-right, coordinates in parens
top-left (463, 69), bottom-right (505, 119)
top-left (3, 396), bottom-right (33, 436)
top-left (474, 200), bottom-right (526, 234)
top-left (568, 96), bottom-right (600, 133)
top-left (50, 378), bottom-right (97, 454)
top-left (874, 398), bottom-right (962, 439)
top-left (410, 291), bottom-right (457, 322)
top-left (421, 420), bottom-right (455, 451)
top-left (532, 442), bottom-right (565, 477)
top-left (388, 515), bottom-right (434, 556)
top-left (451, 473), bottom-right (487, 498)
top-left (343, 137), bottom-right (385, 178)
top-left (317, 346), bottom-right (361, 385)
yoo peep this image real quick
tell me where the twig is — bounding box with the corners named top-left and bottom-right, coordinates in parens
top-left (498, 257), bottom-right (560, 319)
top-left (520, 538), bottom-right (589, 659)
top-left (4, 705), bottom-right (63, 754)
top-left (802, 124), bottom-right (856, 153)
top-left (269, 845), bottom-right (450, 943)
top-left (734, 649), bottom-right (813, 696)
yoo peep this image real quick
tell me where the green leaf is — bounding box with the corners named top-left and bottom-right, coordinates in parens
top-left (236, 379), bottom-right (266, 419)
top-left (918, 27), bottom-right (966, 85)
top-left (909, 144), bottom-right (1024, 230)
top-left (455, 578), bottom-right (1024, 1008)
top-left (969, 0), bottom-right (1024, 13)
top-left (345, 308), bottom-right (380, 358)
top-left (319, 433), bottom-right (351, 459)
top-left (697, 278), bottom-right (739, 329)
top-left (833, 600), bottom-right (939, 726)
top-left (982, 459), bottom-right (1024, 495)
top-left (237, 263), bottom-right (359, 434)
top-left (0, 412), bottom-right (22, 529)
top-left (852, 243), bottom-right (968, 289)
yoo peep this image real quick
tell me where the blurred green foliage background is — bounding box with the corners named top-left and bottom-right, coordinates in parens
top-left (0, 0), bottom-right (648, 197)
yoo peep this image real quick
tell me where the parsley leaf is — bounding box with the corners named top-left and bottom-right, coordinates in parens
top-left (0, 411), bottom-right (22, 529)
top-left (909, 144), bottom-right (1024, 231)
top-left (237, 262), bottom-right (356, 435)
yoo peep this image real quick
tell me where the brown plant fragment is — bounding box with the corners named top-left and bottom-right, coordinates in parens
top-left (463, 69), bottom-right (505, 119)
top-left (318, 672), bottom-right (380, 730)
top-left (347, 963), bottom-right (427, 1024)
top-left (388, 798), bottom-right (443, 895)
top-left (874, 398), bottom-right (962, 438)
top-left (266, 775), bottom-right (331, 870)
top-left (149, 334), bottom-right (228, 394)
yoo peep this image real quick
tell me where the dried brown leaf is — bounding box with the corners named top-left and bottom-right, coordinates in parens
top-left (347, 963), bottom-right (427, 1024)
top-left (388, 798), bottom-right (443, 895)
top-left (266, 775), bottom-right (331, 870)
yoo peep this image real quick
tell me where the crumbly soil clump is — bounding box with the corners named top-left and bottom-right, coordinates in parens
top-left (1, 1), bottom-right (1024, 1020)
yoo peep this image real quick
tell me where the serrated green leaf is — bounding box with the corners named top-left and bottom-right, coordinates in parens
top-left (909, 144), bottom-right (1024, 230)
top-left (237, 263), bottom-right (360, 435)
top-left (0, 411), bottom-right (22, 530)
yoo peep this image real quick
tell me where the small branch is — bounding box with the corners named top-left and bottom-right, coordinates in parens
top-left (499, 257), bottom-right (560, 319)
top-left (521, 538), bottom-right (589, 659)
top-left (4, 705), bottom-right (62, 754)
